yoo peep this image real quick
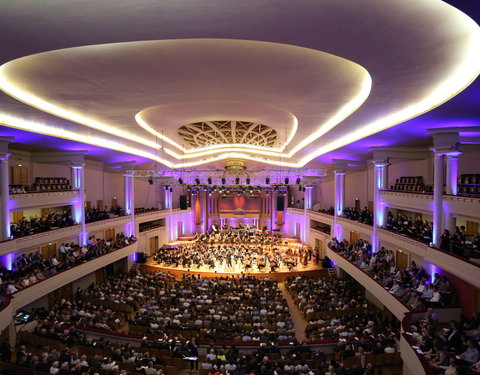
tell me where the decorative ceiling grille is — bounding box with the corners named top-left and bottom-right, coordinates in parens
top-left (178, 120), bottom-right (278, 148)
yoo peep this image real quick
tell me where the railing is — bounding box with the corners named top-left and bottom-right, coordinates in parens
top-left (305, 209), bottom-right (335, 223)
top-left (336, 216), bottom-right (373, 234)
top-left (9, 189), bottom-right (79, 199)
top-left (86, 215), bottom-right (130, 229)
top-left (309, 227), bottom-right (331, 236)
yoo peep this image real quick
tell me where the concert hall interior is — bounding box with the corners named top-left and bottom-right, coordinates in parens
top-left (0, 1), bottom-right (480, 375)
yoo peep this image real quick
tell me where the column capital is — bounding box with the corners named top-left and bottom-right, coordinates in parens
top-left (372, 159), bottom-right (389, 168)
top-left (0, 153), bottom-right (11, 161)
top-left (70, 162), bottom-right (85, 169)
top-left (333, 170), bottom-right (346, 176)
top-left (430, 146), bottom-right (462, 157)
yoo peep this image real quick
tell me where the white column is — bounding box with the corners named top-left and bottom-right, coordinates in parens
top-left (124, 174), bottom-right (135, 236)
top-left (0, 153), bottom-right (11, 241)
top-left (271, 190), bottom-right (277, 231)
top-left (445, 152), bottom-right (461, 195)
top-left (334, 171), bottom-right (345, 217)
top-left (303, 186), bottom-right (313, 244)
top-left (71, 164), bottom-right (86, 244)
top-left (333, 171), bottom-right (345, 240)
top-left (372, 160), bottom-right (389, 240)
top-left (432, 152), bottom-right (444, 247)
top-left (305, 186), bottom-right (313, 210)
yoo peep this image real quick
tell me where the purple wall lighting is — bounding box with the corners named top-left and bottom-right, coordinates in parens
top-left (429, 263), bottom-right (441, 283)
top-left (0, 252), bottom-right (16, 270)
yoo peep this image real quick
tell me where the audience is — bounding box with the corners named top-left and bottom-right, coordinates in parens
top-left (10, 210), bottom-right (76, 239)
top-left (385, 211), bottom-right (433, 244)
top-left (0, 233), bottom-right (136, 295)
top-left (85, 205), bottom-right (126, 224)
top-left (330, 238), bottom-right (456, 308)
top-left (341, 207), bottom-right (373, 226)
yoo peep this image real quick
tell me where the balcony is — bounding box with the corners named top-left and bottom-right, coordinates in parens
top-left (443, 194), bottom-right (480, 219)
top-left (86, 215), bottom-right (131, 231)
top-left (336, 216), bottom-right (373, 237)
top-left (380, 190), bottom-right (433, 213)
top-left (135, 208), bottom-right (183, 223)
top-left (380, 190), bottom-right (480, 219)
top-left (378, 227), bottom-right (480, 289)
top-left (10, 241), bottom-right (138, 310)
top-left (305, 209), bottom-right (334, 225)
top-left (0, 224), bottom-right (82, 256)
top-left (9, 190), bottom-right (80, 211)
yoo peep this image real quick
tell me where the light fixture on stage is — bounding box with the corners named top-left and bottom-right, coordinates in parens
top-left (299, 185), bottom-right (302, 191)
top-left (266, 177), bottom-right (270, 184)
top-left (148, 177), bottom-right (153, 185)
top-left (178, 178), bottom-right (183, 185)
top-left (222, 177), bottom-right (226, 185)
top-left (235, 177), bottom-right (240, 185)
top-left (296, 177), bottom-right (301, 185)
top-left (195, 178), bottom-right (200, 185)
top-left (284, 177), bottom-right (289, 185)
top-left (169, 187), bottom-right (173, 192)
top-left (246, 177), bottom-right (251, 185)
top-left (302, 186), bottom-right (306, 192)
top-left (207, 177), bottom-right (212, 185)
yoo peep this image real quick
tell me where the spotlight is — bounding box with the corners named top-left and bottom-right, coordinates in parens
top-left (195, 178), bottom-right (200, 185)
top-left (296, 177), bottom-right (301, 185)
top-left (207, 177), bottom-right (212, 185)
top-left (299, 185), bottom-right (303, 191)
top-left (178, 178), bottom-right (183, 185)
top-left (148, 177), bottom-right (153, 185)
top-left (246, 177), bottom-right (251, 185)
top-left (235, 177), bottom-right (240, 185)
top-left (284, 177), bottom-right (289, 185)
top-left (302, 187), bottom-right (306, 192)
top-left (169, 187), bottom-right (173, 192)
top-left (222, 177), bottom-right (226, 185)
top-left (265, 177), bottom-right (270, 185)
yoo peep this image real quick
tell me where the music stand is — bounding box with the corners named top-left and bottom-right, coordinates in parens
top-left (183, 355), bottom-right (198, 374)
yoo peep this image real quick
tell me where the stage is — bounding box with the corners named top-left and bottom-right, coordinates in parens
top-left (140, 237), bottom-right (328, 281)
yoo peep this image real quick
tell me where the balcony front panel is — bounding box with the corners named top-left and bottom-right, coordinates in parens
top-left (380, 190), bottom-right (433, 214)
top-left (336, 217), bottom-right (373, 237)
top-left (86, 215), bottom-right (131, 232)
top-left (306, 210), bottom-right (334, 226)
top-left (443, 195), bottom-right (480, 220)
top-left (9, 190), bottom-right (80, 210)
top-left (11, 242), bottom-right (138, 310)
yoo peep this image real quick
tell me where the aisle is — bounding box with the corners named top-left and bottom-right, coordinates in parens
top-left (278, 282), bottom-right (308, 343)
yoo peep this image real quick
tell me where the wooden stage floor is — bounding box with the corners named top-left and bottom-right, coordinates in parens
top-left (139, 238), bottom-right (328, 281)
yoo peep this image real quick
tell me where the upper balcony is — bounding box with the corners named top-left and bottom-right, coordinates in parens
top-left (9, 189), bottom-right (80, 211)
top-left (380, 190), bottom-right (480, 219)
top-left (304, 209), bottom-right (335, 226)
top-left (336, 216), bottom-right (373, 237)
